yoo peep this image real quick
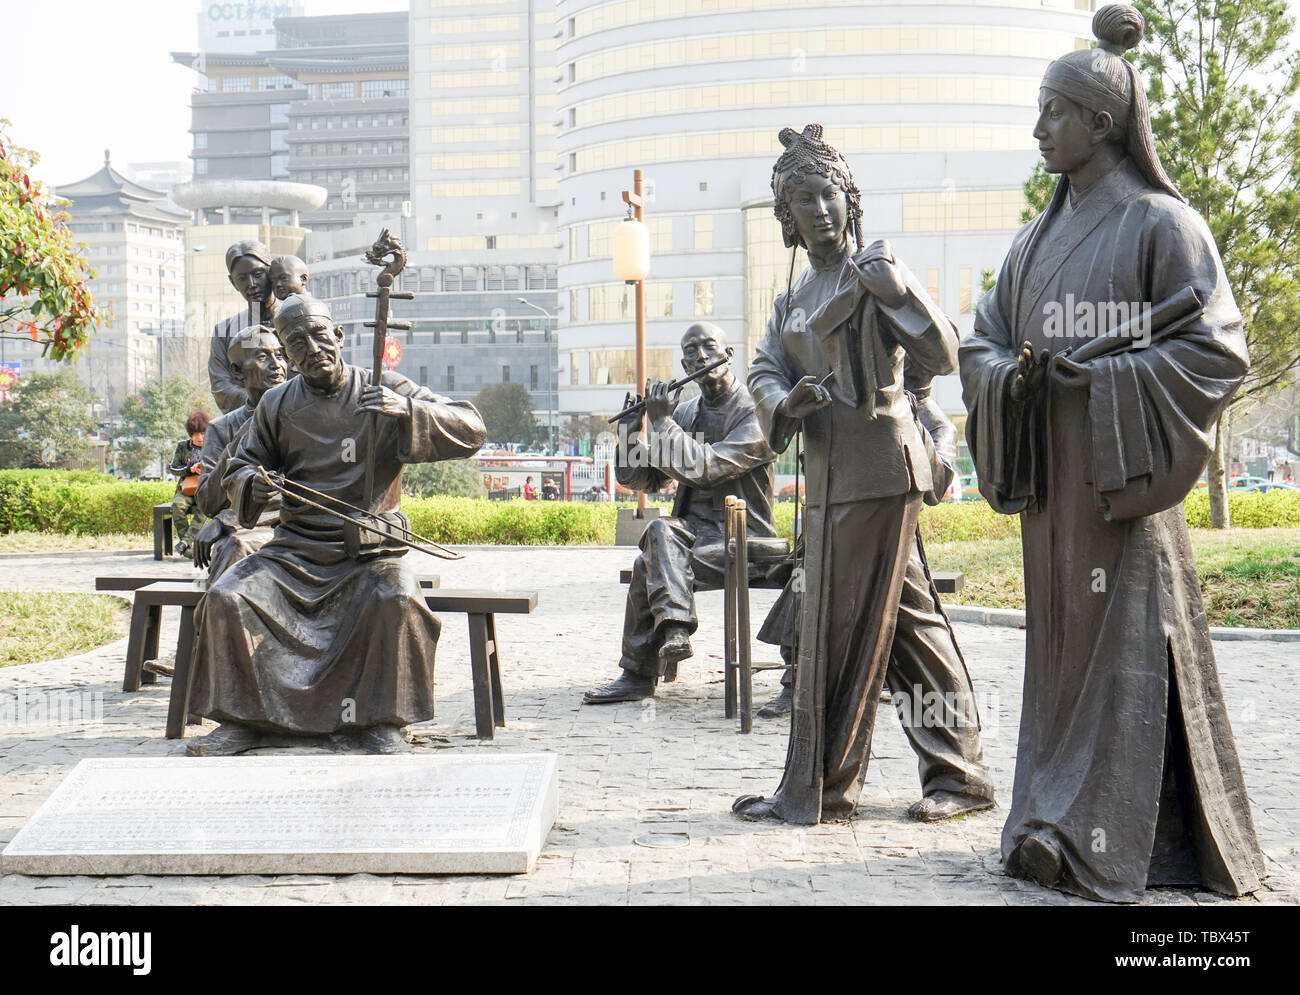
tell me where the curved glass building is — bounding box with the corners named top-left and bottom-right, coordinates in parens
top-left (554, 0), bottom-right (1097, 416)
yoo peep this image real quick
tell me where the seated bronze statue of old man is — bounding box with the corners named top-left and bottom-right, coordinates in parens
top-left (192, 324), bottom-right (288, 582)
top-left (584, 322), bottom-right (782, 704)
top-left (185, 294), bottom-right (488, 756)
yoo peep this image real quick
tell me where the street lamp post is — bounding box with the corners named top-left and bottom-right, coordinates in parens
top-left (154, 245), bottom-right (202, 389)
top-left (517, 297), bottom-right (557, 452)
top-left (613, 168), bottom-right (651, 517)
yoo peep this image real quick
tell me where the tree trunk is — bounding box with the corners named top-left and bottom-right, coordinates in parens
top-left (1207, 413), bottom-right (1230, 529)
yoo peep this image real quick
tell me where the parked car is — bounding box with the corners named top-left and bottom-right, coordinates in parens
top-left (1240, 481), bottom-right (1300, 494)
top-left (1228, 475), bottom-right (1270, 490)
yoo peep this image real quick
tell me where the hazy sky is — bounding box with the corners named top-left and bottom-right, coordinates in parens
top-left (1, 1), bottom-right (404, 188)
top-left (4, 1), bottom-right (1300, 189)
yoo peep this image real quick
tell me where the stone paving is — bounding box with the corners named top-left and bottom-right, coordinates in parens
top-left (0, 546), bottom-right (1295, 906)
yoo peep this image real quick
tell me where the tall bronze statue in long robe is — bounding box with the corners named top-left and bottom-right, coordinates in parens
top-left (959, 4), bottom-right (1264, 902)
top-left (734, 125), bottom-right (961, 825)
top-left (186, 295), bottom-right (487, 757)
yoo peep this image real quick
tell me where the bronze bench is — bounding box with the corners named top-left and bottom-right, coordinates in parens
top-left (423, 589), bottom-right (538, 741)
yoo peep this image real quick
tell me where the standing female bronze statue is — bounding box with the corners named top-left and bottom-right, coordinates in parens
top-left (960, 4), bottom-right (1264, 902)
top-left (733, 125), bottom-right (966, 824)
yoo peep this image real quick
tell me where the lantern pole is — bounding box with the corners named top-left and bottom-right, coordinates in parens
top-left (622, 168), bottom-right (647, 518)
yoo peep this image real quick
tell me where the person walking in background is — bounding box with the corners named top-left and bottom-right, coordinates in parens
top-left (169, 410), bottom-right (211, 558)
top-left (523, 476), bottom-right (536, 500)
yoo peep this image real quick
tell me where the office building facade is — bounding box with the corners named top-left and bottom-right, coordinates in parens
top-left (553, 0), bottom-right (1098, 417)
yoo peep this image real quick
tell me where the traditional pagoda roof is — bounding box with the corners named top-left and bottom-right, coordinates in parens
top-left (54, 152), bottom-right (189, 224)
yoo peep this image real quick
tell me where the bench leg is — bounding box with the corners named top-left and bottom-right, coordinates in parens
top-left (164, 514), bottom-right (173, 557)
top-left (485, 614), bottom-right (505, 728)
top-left (467, 613), bottom-right (496, 739)
top-left (154, 510), bottom-right (164, 561)
top-left (723, 506), bottom-right (739, 720)
top-left (140, 604), bottom-right (161, 685)
top-left (737, 511), bottom-right (753, 734)
top-left (122, 601), bottom-right (153, 692)
top-left (165, 605), bottom-right (198, 739)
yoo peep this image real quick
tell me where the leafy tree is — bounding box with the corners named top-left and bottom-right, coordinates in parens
top-left (0, 121), bottom-right (106, 360)
top-left (1136, 0), bottom-right (1300, 526)
top-left (115, 440), bottom-right (153, 479)
top-left (559, 414), bottom-right (611, 452)
top-left (0, 371), bottom-right (97, 468)
top-left (402, 459), bottom-right (485, 498)
top-left (473, 382), bottom-right (538, 445)
top-left (119, 376), bottom-right (216, 468)
top-left (1016, 2), bottom-right (1300, 526)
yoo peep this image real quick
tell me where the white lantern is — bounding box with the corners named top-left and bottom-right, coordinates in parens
top-left (612, 216), bottom-right (650, 283)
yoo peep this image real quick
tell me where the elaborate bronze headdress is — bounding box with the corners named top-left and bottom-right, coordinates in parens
top-left (770, 124), bottom-right (863, 250)
top-left (1040, 3), bottom-right (1181, 200)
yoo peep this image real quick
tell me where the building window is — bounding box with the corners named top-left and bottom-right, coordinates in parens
top-left (959, 267), bottom-right (972, 314)
top-left (419, 365), bottom-right (428, 386)
top-left (259, 74), bottom-right (294, 90)
top-left (502, 365), bottom-right (511, 384)
top-left (694, 215), bottom-right (713, 250)
top-left (322, 81), bottom-right (353, 99)
top-left (361, 79), bottom-right (409, 99)
top-left (222, 76), bottom-right (251, 92)
top-left (446, 366), bottom-right (455, 390)
top-left (694, 281), bottom-right (714, 316)
top-left (530, 365), bottom-right (539, 390)
top-left (926, 269), bottom-right (940, 305)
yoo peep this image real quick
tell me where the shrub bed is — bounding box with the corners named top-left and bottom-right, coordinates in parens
top-left (2, 470), bottom-right (1298, 542)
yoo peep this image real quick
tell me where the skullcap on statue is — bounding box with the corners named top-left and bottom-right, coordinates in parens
top-left (1040, 3), bottom-right (1182, 200)
top-left (224, 239), bottom-right (273, 273)
top-left (225, 324), bottom-right (283, 367)
top-left (273, 294), bottom-right (333, 336)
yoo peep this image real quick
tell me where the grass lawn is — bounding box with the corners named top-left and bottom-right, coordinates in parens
top-left (928, 528), bottom-right (1300, 629)
top-left (0, 532), bottom-right (151, 554)
top-left (0, 592), bottom-right (131, 667)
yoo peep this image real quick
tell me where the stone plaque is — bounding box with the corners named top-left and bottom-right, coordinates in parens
top-left (2, 754), bottom-right (558, 876)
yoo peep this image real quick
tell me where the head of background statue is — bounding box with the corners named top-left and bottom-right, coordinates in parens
top-left (770, 124), bottom-right (863, 252)
top-left (679, 322), bottom-right (731, 390)
top-left (1036, 3), bottom-right (1181, 199)
top-left (226, 325), bottom-right (287, 403)
top-left (273, 294), bottom-right (344, 390)
top-left (269, 254), bottom-right (310, 301)
top-left (225, 239), bottom-right (275, 312)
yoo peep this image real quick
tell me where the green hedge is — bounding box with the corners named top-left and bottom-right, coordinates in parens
top-left (1183, 488), bottom-right (1300, 528)
top-left (2, 469), bottom-right (1298, 542)
top-left (0, 471), bottom-right (175, 534)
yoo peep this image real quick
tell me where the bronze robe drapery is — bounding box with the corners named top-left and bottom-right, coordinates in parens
top-left (960, 159), bottom-right (1264, 902)
top-left (208, 311), bottom-right (256, 415)
top-left (195, 403), bottom-right (279, 582)
top-left (188, 366), bottom-right (486, 734)
top-left (748, 245), bottom-right (959, 823)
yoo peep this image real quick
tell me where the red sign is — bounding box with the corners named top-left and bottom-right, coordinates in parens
top-left (382, 337), bottom-right (402, 370)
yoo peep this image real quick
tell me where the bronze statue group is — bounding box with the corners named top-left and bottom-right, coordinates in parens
top-left (178, 5), bottom-right (1263, 904)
